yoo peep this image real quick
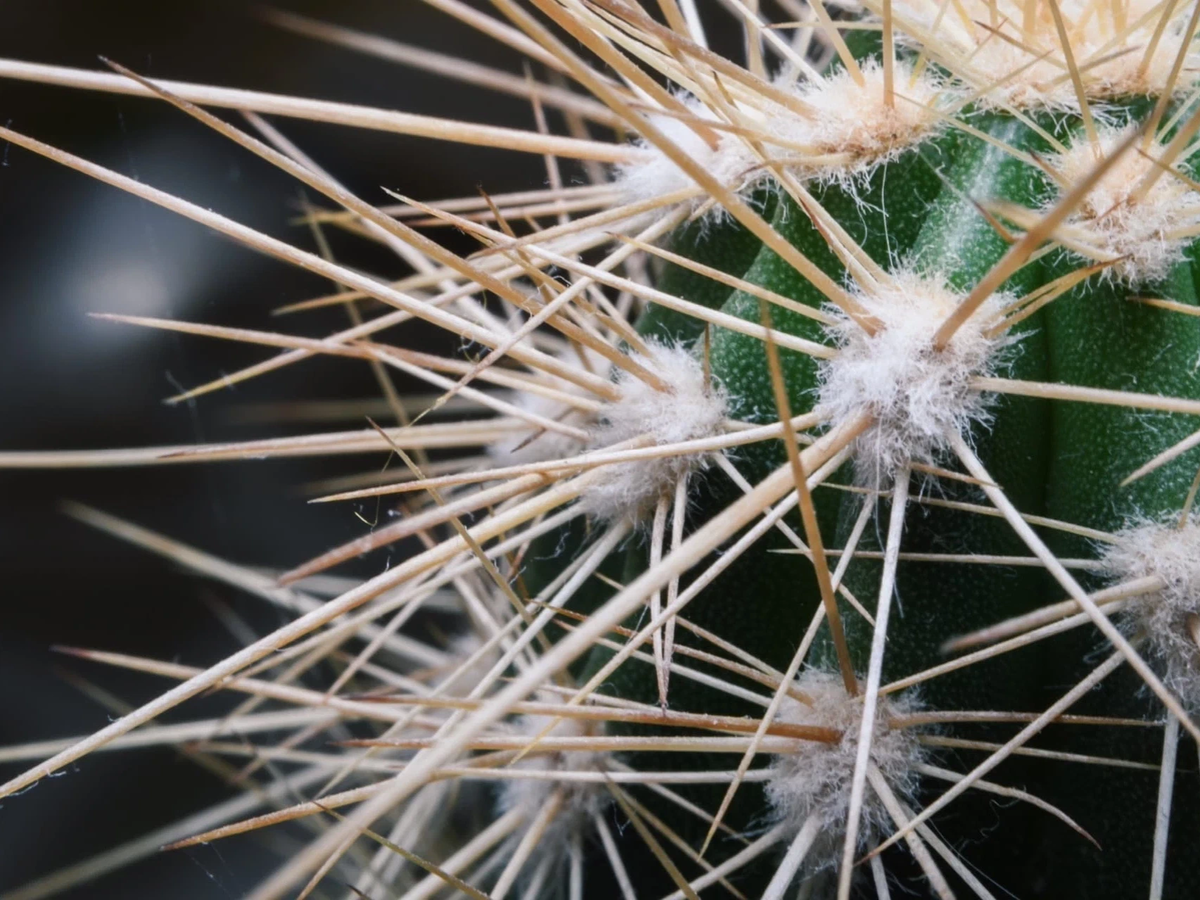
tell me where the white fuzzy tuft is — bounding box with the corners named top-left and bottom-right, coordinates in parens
top-left (495, 712), bottom-right (610, 849)
top-left (438, 633), bottom-right (504, 696)
top-left (1048, 126), bottom-right (1200, 284)
top-left (770, 60), bottom-right (948, 187)
top-left (766, 670), bottom-right (925, 861)
top-left (893, 0), bottom-right (1199, 111)
top-left (488, 344), bottom-right (609, 467)
top-left (1103, 516), bottom-right (1200, 711)
top-left (612, 97), bottom-right (759, 209)
top-left (583, 341), bottom-right (728, 523)
top-left (487, 389), bottom-right (592, 467)
top-left (816, 270), bottom-right (1013, 485)
top-left (611, 62), bottom-right (947, 210)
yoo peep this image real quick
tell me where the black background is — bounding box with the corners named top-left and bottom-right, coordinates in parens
top-left (0, 2), bottom-right (553, 895)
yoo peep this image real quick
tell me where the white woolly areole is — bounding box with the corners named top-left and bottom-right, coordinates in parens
top-left (488, 344), bottom-right (608, 467)
top-left (487, 388), bottom-right (592, 467)
top-left (816, 271), bottom-right (1012, 485)
top-left (1103, 516), bottom-right (1200, 711)
top-left (1048, 126), bottom-right (1200, 284)
top-left (495, 712), bottom-right (609, 848)
top-left (438, 633), bottom-right (504, 697)
top-left (770, 60), bottom-right (947, 186)
top-left (612, 62), bottom-right (947, 209)
top-left (767, 670), bottom-right (925, 860)
top-left (614, 97), bottom-right (759, 208)
top-left (893, 0), bottom-right (1199, 111)
top-left (584, 341), bottom-right (727, 523)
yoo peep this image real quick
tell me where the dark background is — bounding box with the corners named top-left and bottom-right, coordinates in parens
top-left (0, 2), bottom-right (554, 895)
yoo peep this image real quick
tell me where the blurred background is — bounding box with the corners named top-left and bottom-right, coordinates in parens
top-left (0, 1), bottom-right (556, 895)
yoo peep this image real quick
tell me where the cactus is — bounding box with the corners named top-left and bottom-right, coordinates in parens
top-left (1, 1), bottom-right (1200, 898)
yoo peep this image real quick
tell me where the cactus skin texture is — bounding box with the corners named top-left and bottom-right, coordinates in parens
top-left (5, 3), bottom-right (1200, 900)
